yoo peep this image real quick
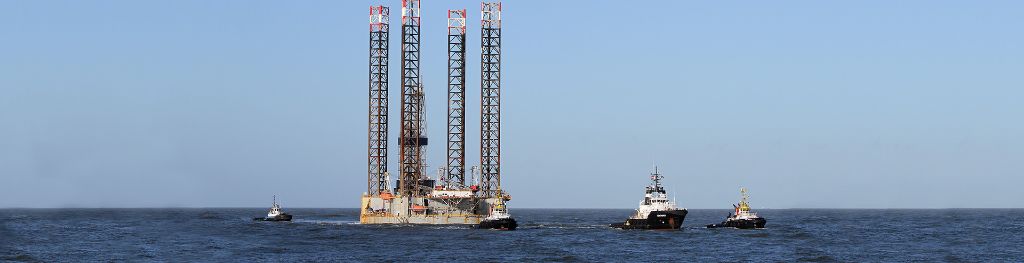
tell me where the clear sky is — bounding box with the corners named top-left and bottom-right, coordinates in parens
top-left (1, 0), bottom-right (1022, 209)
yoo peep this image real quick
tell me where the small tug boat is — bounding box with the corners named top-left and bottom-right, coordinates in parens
top-left (706, 188), bottom-right (766, 229)
top-left (253, 195), bottom-right (292, 222)
top-left (478, 190), bottom-right (517, 230)
top-left (610, 166), bottom-right (688, 230)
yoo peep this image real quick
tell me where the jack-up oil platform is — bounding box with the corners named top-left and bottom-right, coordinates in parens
top-left (361, 0), bottom-right (512, 225)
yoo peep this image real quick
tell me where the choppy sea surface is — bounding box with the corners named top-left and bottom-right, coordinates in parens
top-left (1, 208), bottom-right (1022, 262)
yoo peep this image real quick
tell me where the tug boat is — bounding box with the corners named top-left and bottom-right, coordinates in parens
top-left (610, 166), bottom-right (688, 230)
top-left (253, 195), bottom-right (293, 222)
top-left (706, 188), bottom-right (766, 229)
top-left (478, 190), bottom-right (517, 230)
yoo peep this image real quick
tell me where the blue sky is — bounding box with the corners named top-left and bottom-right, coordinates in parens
top-left (1, 0), bottom-right (1021, 208)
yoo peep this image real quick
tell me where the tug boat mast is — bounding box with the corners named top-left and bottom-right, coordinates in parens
top-left (631, 166), bottom-right (677, 219)
top-left (733, 187), bottom-right (758, 220)
top-left (268, 195), bottom-right (282, 218)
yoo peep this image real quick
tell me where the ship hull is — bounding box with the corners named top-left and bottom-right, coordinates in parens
top-left (478, 218), bottom-right (517, 230)
top-left (706, 218), bottom-right (766, 229)
top-left (610, 210), bottom-right (688, 230)
top-left (253, 214), bottom-right (293, 222)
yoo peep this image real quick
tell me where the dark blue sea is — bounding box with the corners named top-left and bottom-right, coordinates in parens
top-left (1, 209), bottom-right (1022, 262)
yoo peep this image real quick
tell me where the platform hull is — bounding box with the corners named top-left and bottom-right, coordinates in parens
top-left (360, 214), bottom-right (483, 224)
top-left (359, 195), bottom-right (501, 225)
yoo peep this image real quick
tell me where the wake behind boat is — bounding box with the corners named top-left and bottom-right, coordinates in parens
top-left (254, 195), bottom-right (292, 222)
top-left (610, 166), bottom-right (687, 230)
top-left (706, 188), bottom-right (766, 229)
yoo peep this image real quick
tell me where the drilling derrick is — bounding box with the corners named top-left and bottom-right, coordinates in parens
top-left (446, 9), bottom-right (468, 188)
top-left (480, 2), bottom-right (502, 198)
top-left (359, 0), bottom-right (513, 226)
top-left (367, 6), bottom-right (389, 196)
top-left (399, 0), bottom-right (426, 197)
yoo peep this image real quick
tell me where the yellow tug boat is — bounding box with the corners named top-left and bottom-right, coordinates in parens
top-left (706, 188), bottom-right (767, 229)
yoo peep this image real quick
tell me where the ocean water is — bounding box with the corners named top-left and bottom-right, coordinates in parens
top-left (1, 208), bottom-right (1022, 262)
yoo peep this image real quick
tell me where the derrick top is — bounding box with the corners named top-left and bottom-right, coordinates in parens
top-left (481, 2), bottom-right (501, 27)
top-left (403, 0), bottom-right (421, 23)
top-left (369, 6), bottom-right (389, 31)
top-left (448, 9), bottom-right (467, 34)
